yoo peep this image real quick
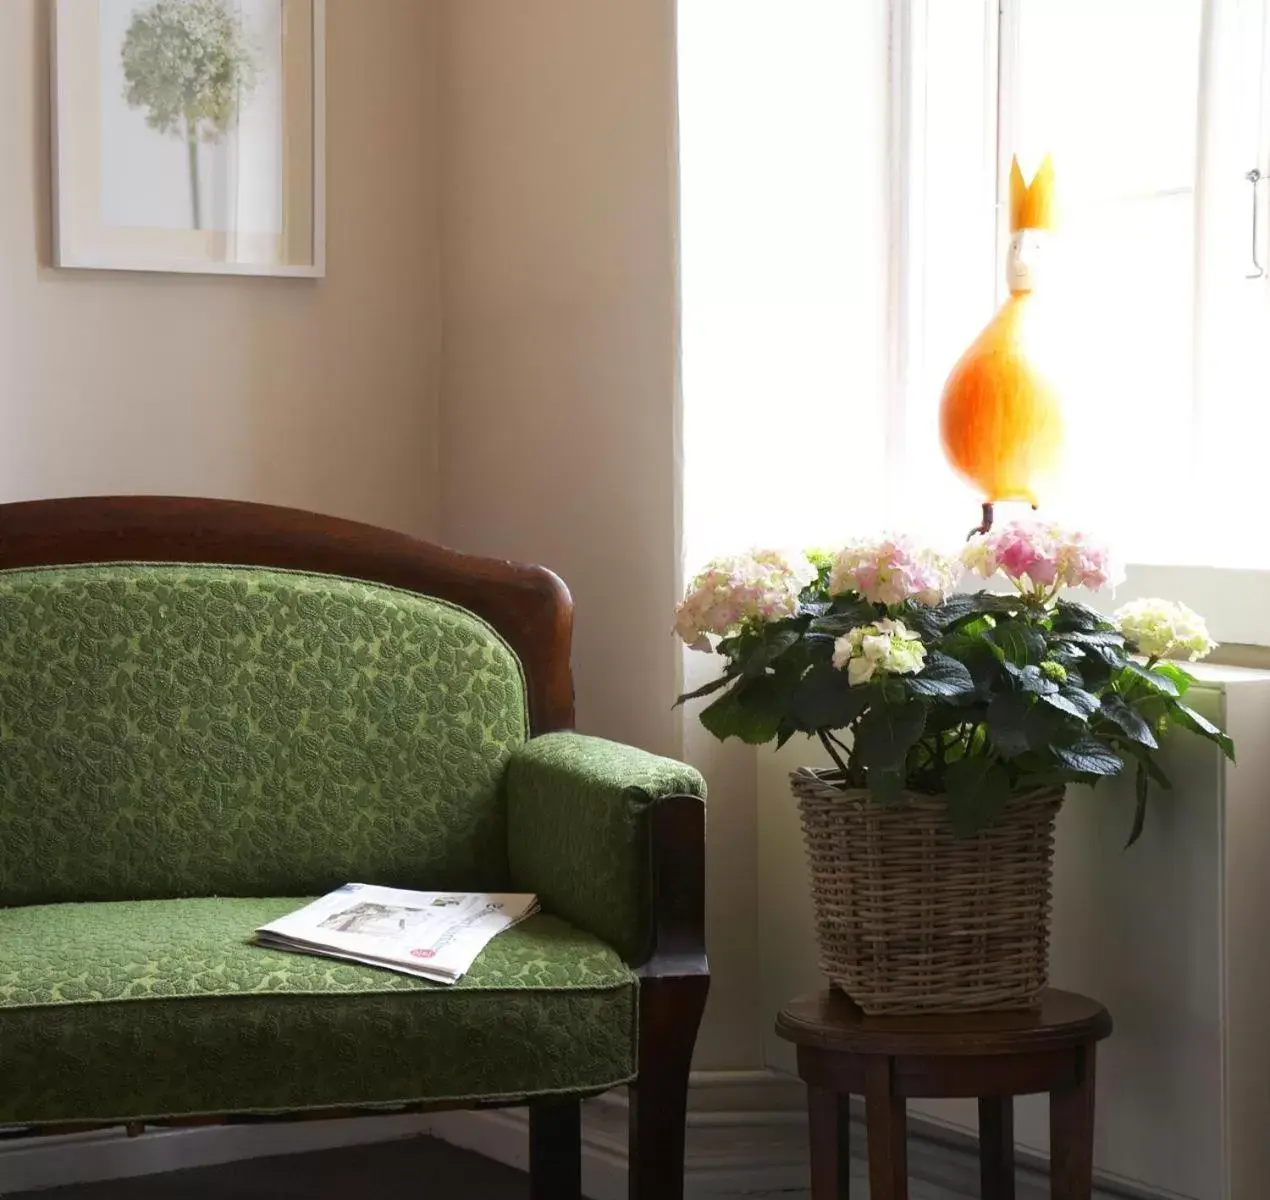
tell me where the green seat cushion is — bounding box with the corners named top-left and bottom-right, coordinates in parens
top-left (0, 564), bottom-right (529, 906)
top-left (0, 898), bottom-right (636, 1125)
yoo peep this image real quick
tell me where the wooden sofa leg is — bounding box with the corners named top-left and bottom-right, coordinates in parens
top-left (529, 1098), bottom-right (582, 1200)
top-left (628, 974), bottom-right (710, 1200)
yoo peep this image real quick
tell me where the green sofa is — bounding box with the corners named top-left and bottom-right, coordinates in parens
top-left (0, 496), bottom-right (709, 1200)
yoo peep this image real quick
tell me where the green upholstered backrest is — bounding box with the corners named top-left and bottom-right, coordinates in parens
top-left (0, 564), bottom-right (529, 906)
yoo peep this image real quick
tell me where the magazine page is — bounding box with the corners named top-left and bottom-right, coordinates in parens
top-left (255, 883), bottom-right (538, 984)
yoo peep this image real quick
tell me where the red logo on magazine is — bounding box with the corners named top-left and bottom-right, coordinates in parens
top-left (411, 948), bottom-right (437, 960)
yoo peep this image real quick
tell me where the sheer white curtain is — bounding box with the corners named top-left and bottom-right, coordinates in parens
top-left (678, 0), bottom-right (890, 573)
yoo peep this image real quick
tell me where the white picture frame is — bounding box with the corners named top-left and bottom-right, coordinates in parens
top-left (52, 0), bottom-right (326, 277)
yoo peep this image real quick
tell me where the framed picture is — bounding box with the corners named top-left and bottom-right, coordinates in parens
top-left (52, 0), bottom-right (325, 277)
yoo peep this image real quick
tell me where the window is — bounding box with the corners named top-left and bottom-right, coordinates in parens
top-left (898, 0), bottom-right (1270, 567)
top-left (680, 0), bottom-right (1270, 639)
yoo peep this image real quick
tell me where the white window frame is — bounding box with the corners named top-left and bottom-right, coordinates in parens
top-left (888, 0), bottom-right (1270, 651)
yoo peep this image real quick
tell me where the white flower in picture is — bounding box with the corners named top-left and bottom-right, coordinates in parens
top-left (120, 0), bottom-right (261, 230)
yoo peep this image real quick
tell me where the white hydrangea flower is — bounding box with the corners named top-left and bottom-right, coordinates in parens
top-left (1114, 598), bottom-right (1216, 662)
top-left (674, 549), bottom-right (817, 650)
top-left (832, 618), bottom-right (927, 685)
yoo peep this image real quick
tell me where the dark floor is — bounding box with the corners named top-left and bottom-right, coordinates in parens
top-left (10, 1137), bottom-right (528, 1199)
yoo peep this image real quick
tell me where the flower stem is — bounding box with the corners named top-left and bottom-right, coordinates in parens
top-left (817, 730), bottom-right (850, 780)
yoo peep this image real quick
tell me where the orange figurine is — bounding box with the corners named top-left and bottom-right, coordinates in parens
top-left (940, 155), bottom-right (1065, 536)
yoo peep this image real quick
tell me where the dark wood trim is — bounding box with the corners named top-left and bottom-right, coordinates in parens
top-left (629, 974), bottom-right (709, 1200)
top-left (0, 496), bottom-right (575, 734)
top-left (807, 1086), bottom-right (851, 1199)
top-left (529, 1099), bottom-right (582, 1200)
top-left (978, 1096), bottom-right (1015, 1200)
top-left (632, 793), bottom-right (708, 978)
top-left (776, 988), bottom-right (1112, 1057)
top-left (627, 793), bottom-right (709, 1199)
top-left (864, 1058), bottom-right (908, 1200)
top-left (1050, 1043), bottom-right (1097, 1199)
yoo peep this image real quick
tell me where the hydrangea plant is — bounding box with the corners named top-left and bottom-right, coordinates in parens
top-left (675, 523), bottom-right (1233, 845)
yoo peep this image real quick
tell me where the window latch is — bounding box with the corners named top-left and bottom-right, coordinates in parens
top-left (1247, 168), bottom-right (1265, 280)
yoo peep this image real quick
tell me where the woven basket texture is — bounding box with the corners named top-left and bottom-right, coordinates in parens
top-left (792, 767), bottom-right (1063, 1015)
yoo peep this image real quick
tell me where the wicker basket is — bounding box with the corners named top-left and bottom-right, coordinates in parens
top-left (792, 767), bottom-right (1064, 1014)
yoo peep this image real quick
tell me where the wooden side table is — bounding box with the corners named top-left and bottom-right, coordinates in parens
top-left (775, 988), bottom-right (1113, 1200)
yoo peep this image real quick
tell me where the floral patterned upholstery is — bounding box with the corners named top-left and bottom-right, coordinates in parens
top-left (0, 564), bottom-right (528, 906)
top-left (0, 900), bottom-right (635, 1123)
top-left (0, 563), bottom-right (705, 1125)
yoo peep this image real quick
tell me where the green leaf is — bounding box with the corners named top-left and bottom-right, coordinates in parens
top-left (1060, 663), bottom-right (1087, 690)
top-left (1152, 661), bottom-right (1192, 695)
top-left (1099, 695), bottom-right (1159, 749)
top-left (1052, 599), bottom-right (1113, 633)
top-left (985, 621), bottom-right (1046, 667)
top-left (867, 767), bottom-right (905, 804)
top-left (1000, 697), bottom-right (1075, 760)
top-left (808, 603), bottom-right (875, 637)
top-left (788, 665), bottom-right (872, 732)
top-left (904, 652), bottom-right (976, 698)
top-left (821, 595), bottom-right (880, 622)
top-left (1063, 629), bottom-right (1125, 648)
top-left (1050, 642), bottom-right (1087, 667)
top-left (1052, 740), bottom-right (1124, 776)
top-left (933, 591), bottom-right (1019, 628)
top-left (1123, 741), bottom-right (1174, 789)
top-left (1041, 686), bottom-right (1100, 720)
top-left (985, 693), bottom-right (1050, 758)
top-left (944, 757), bottom-right (1012, 838)
top-left (1075, 651), bottom-right (1113, 691)
top-left (895, 600), bottom-right (943, 642)
top-left (1125, 761), bottom-right (1150, 849)
top-left (1123, 661), bottom-right (1180, 697)
top-left (1171, 702), bottom-right (1236, 761)
top-left (1056, 630), bottom-right (1129, 669)
top-left (674, 672), bottom-right (734, 707)
top-left (715, 633), bottom-right (752, 660)
top-left (1009, 663), bottom-right (1059, 695)
top-left (741, 629), bottom-right (801, 677)
top-left (854, 700), bottom-right (927, 771)
top-left (698, 685), bottom-right (780, 745)
top-left (962, 646), bottom-right (1005, 700)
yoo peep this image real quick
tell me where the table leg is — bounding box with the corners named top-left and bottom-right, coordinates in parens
top-left (865, 1058), bottom-right (907, 1200)
top-left (978, 1096), bottom-right (1015, 1200)
top-left (1050, 1043), bottom-right (1097, 1199)
top-left (807, 1086), bottom-right (851, 1199)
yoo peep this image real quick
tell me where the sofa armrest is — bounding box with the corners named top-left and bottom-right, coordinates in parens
top-left (506, 732), bottom-right (707, 971)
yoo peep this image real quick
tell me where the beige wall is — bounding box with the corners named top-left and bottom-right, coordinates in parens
top-left (439, 0), bottom-right (761, 1071)
top-left (0, 0), bottom-right (441, 536)
top-left (438, 0), bottom-right (682, 758)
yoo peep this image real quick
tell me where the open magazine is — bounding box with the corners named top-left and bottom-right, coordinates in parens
top-left (254, 884), bottom-right (539, 984)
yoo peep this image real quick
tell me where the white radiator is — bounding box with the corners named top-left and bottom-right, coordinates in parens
top-left (757, 664), bottom-right (1270, 1200)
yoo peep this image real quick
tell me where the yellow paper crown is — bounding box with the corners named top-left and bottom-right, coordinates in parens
top-left (1009, 154), bottom-right (1057, 232)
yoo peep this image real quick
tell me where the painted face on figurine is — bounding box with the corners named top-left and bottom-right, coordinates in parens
top-left (1006, 229), bottom-right (1049, 294)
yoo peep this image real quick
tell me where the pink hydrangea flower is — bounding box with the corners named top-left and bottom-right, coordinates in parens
top-left (829, 535), bottom-right (960, 607)
top-left (963, 522), bottom-right (1123, 598)
top-left (674, 549), bottom-right (817, 650)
